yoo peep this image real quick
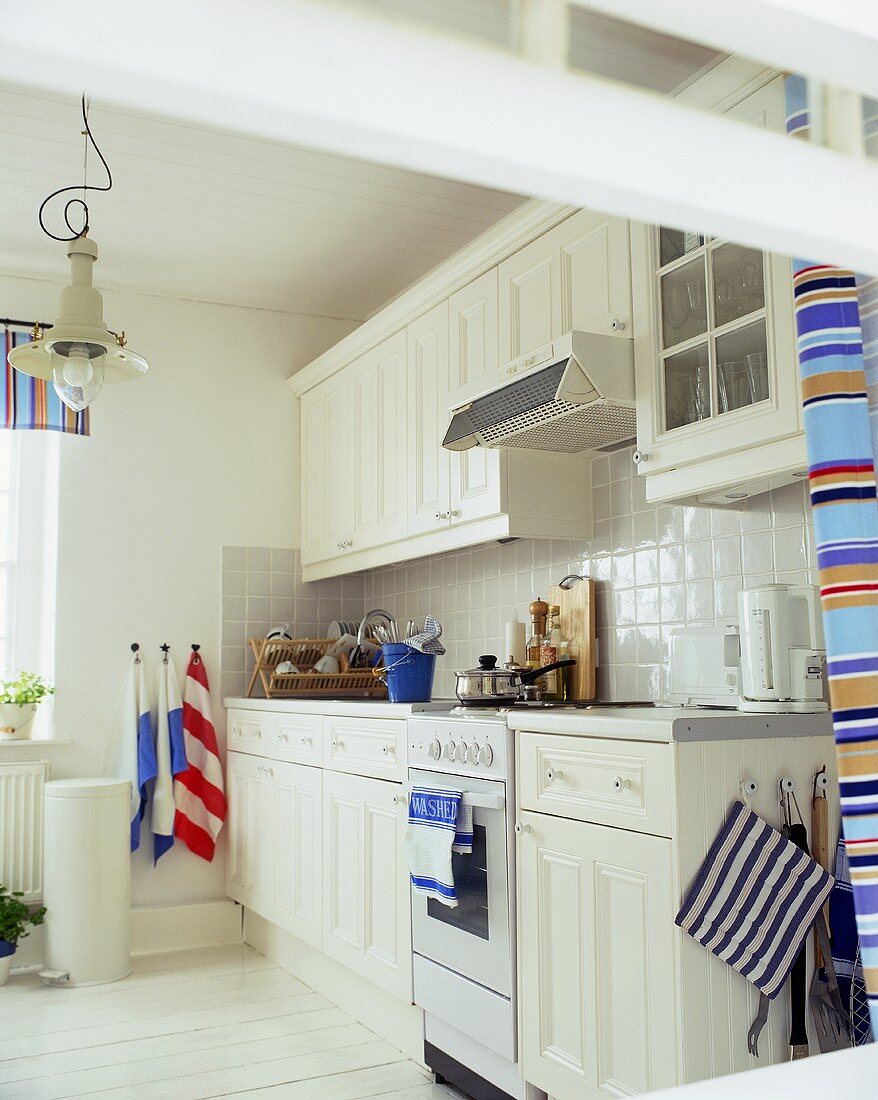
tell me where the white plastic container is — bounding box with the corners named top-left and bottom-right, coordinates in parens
top-left (43, 778), bottom-right (131, 985)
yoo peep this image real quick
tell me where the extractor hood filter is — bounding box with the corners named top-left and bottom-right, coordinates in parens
top-left (443, 331), bottom-right (636, 454)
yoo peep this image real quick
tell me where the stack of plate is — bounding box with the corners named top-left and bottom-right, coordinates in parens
top-left (327, 619), bottom-right (360, 640)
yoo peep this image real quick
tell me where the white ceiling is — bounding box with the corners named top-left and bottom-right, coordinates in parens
top-left (0, 5), bottom-right (718, 322)
top-left (0, 84), bottom-right (525, 321)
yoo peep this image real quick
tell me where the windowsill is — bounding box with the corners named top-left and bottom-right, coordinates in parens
top-left (0, 738), bottom-right (72, 747)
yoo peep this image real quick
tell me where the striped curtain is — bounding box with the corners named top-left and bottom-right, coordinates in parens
top-left (785, 75), bottom-right (878, 1032)
top-left (3, 328), bottom-right (89, 435)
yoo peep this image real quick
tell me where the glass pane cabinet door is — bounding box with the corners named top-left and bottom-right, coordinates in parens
top-left (664, 343), bottom-right (710, 430)
top-left (655, 228), bottom-right (771, 435)
top-left (660, 258), bottom-right (707, 349)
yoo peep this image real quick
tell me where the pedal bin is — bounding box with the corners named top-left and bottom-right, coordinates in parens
top-left (43, 778), bottom-right (132, 985)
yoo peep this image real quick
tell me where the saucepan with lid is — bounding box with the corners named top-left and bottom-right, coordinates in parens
top-left (454, 654), bottom-right (576, 706)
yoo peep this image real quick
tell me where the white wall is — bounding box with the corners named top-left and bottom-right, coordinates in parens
top-left (0, 270), bottom-right (357, 908)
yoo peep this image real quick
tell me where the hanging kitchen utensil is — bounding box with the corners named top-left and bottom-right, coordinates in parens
top-left (809, 767), bottom-right (853, 1051)
top-left (675, 800), bottom-right (834, 1058)
top-left (453, 654), bottom-right (575, 706)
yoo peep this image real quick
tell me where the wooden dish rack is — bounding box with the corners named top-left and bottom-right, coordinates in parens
top-left (247, 638), bottom-right (387, 700)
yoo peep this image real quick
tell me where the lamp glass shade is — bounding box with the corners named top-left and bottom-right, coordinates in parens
top-left (52, 345), bottom-right (105, 412)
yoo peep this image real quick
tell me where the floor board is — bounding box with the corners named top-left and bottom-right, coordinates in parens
top-left (0, 944), bottom-right (462, 1099)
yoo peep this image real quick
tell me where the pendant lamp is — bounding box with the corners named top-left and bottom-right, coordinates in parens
top-left (7, 96), bottom-right (149, 411)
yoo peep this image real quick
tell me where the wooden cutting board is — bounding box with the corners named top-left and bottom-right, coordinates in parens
top-left (548, 577), bottom-right (596, 701)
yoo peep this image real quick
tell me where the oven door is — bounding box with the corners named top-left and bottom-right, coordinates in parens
top-left (409, 768), bottom-right (510, 996)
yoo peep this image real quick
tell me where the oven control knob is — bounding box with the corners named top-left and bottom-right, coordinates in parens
top-left (427, 739), bottom-right (441, 760)
top-left (466, 743), bottom-right (480, 765)
top-left (442, 740), bottom-right (456, 761)
top-left (479, 743), bottom-right (494, 767)
top-left (454, 741), bottom-right (469, 763)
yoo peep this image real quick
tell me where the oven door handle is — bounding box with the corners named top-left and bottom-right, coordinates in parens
top-left (399, 787), bottom-right (505, 811)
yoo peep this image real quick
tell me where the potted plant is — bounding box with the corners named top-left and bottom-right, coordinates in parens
top-left (0, 885), bottom-right (45, 985)
top-left (0, 672), bottom-right (54, 740)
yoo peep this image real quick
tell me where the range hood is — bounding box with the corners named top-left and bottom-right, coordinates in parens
top-left (442, 331), bottom-right (636, 453)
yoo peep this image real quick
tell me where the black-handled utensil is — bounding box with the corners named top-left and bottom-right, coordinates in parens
top-left (786, 820), bottom-right (810, 1060)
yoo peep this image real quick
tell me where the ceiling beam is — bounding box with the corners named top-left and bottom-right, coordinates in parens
top-left (1, 0), bottom-right (877, 274)
top-left (571, 0), bottom-right (878, 101)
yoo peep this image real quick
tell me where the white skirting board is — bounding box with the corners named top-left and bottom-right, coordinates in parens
top-left (243, 909), bottom-right (426, 1065)
top-left (10, 899), bottom-right (242, 973)
top-left (131, 899), bottom-right (242, 955)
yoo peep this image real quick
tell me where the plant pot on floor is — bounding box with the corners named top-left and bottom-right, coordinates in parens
top-left (0, 940), bottom-right (15, 986)
top-left (0, 703), bottom-right (38, 740)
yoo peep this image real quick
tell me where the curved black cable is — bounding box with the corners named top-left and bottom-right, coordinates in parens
top-left (38, 95), bottom-right (112, 242)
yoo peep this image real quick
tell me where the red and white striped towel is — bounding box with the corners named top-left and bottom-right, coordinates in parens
top-left (174, 652), bottom-right (226, 861)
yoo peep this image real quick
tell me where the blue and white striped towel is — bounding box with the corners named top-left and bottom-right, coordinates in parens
top-left (406, 785), bottom-right (472, 906)
top-left (675, 800), bottom-right (834, 998)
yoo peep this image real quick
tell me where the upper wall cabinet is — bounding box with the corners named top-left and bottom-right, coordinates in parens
top-left (631, 76), bottom-right (808, 505)
top-left (300, 372), bottom-right (354, 565)
top-left (498, 208), bottom-right (631, 364)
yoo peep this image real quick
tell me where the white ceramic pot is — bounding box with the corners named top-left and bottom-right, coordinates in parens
top-left (0, 702), bottom-right (38, 739)
top-left (0, 946), bottom-right (14, 986)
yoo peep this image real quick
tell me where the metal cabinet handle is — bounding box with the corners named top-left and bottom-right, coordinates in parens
top-left (278, 732), bottom-right (289, 743)
top-left (449, 509), bottom-right (460, 519)
top-left (303, 735), bottom-right (313, 745)
top-left (610, 317), bottom-right (626, 332)
top-left (546, 767), bottom-right (563, 784)
top-left (514, 822), bottom-right (531, 835)
top-left (612, 776), bottom-right (631, 793)
top-left (382, 743), bottom-right (395, 755)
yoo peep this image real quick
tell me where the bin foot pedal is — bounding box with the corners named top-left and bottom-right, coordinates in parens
top-left (38, 969), bottom-right (70, 985)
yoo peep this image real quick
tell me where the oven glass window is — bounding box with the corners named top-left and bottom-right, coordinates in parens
top-left (427, 823), bottom-right (489, 940)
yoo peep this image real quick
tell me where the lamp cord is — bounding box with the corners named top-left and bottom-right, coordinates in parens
top-left (38, 95), bottom-right (113, 242)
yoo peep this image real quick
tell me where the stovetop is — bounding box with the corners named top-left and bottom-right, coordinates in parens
top-left (450, 699), bottom-right (653, 714)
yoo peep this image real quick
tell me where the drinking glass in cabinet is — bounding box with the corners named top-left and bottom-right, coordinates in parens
top-left (711, 243), bottom-right (765, 327)
top-left (663, 343), bottom-right (710, 430)
top-left (715, 319), bottom-right (769, 414)
top-left (659, 228), bottom-right (704, 268)
top-left (661, 258), bottom-right (707, 349)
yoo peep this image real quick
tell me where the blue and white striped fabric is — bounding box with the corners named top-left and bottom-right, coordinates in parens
top-left (406, 785), bottom-right (464, 907)
top-left (452, 798), bottom-right (473, 855)
top-left (676, 801), bottom-right (834, 998)
top-left (151, 655), bottom-right (187, 864)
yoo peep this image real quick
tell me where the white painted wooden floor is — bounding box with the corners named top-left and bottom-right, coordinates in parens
top-left (0, 944), bottom-right (463, 1099)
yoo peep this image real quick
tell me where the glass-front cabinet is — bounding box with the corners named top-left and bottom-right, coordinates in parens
top-left (630, 77), bottom-right (806, 504)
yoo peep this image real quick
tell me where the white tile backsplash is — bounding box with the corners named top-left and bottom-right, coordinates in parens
top-left (222, 448), bottom-right (818, 702)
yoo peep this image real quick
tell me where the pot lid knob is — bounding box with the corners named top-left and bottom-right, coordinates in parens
top-left (478, 655), bottom-right (498, 670)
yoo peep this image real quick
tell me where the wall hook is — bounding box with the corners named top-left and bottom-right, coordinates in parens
top-left (130, 642), bottom-right (141, 664)
top-left (160, 643), bottom-right (170, 664)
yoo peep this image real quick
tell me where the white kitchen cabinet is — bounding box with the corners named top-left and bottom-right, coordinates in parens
top-left (408, 301), bottom-right (452, 536)
top-left (322, 769), bottom-right (412, 1003)
top-left (225, 750), bottom-right (274, 915)
top-left (498, 208), bottom-right (631, 364)
top-left (350, 331), bottom-right (408, 551)
top-left (272, 759), bottom-right (323, 950)
top-left (300, 372), bottom-right (354, 564)
top-left (518, 810), bottom-right (677, 1099)
top-left (632, 75), bottom-right (807, 505)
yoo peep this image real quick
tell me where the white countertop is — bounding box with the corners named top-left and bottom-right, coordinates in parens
top-left (505, 706), bottom-right (835, 743)
top-left (223, 697), bottom-right (456, 719)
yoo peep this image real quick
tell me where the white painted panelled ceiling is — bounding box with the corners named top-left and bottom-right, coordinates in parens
top-left (0, 3), bottom-right (719, 322)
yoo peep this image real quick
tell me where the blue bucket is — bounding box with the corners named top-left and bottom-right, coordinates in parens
top-left (381, 643), bottom-right (436, 703)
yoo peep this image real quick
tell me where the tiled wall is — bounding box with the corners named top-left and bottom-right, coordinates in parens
top-left (220, 546), bottom-right (363, 698)
top-left (222, 445), bottom-right (818, 702)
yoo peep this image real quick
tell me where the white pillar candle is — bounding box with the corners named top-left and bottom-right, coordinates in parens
top-left (505, 619), bottom-right (526, 666)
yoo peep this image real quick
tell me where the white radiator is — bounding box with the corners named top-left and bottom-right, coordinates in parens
top-left (0, 761), bottom-right (48, 903)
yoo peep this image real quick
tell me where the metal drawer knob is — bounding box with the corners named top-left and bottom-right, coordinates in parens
top-left (546, 767), bottom-right (563, 784)
top-left (278, 733), bottom-right (288, 743)
top-left (514, 822), bottom-right (531, 835)
top-left (382, 743), bottom-right (394, 755)
top-left (613, 776), bottom-right (631, 793)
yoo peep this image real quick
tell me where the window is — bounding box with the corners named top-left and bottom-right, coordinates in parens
top-left (0, 431), bottom-right (58, 678)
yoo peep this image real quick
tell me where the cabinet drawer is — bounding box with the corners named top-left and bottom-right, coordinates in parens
top-left (274, 714), bottom-right (323, 765)
top-left (324, 717), bottom-right (406, 781)
top-left (518, 732), bottom-right (672, 837)
top-left (227, 709), bottom-right (271, 757)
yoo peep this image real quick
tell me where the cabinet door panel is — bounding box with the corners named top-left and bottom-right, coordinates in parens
top-left (408, 302), bottom-right (451, 536)
top-left (322, 770), bottom-right (412, 1002)
top-left (225, 752), bottom-right (272, 918)
top-left (499, 241), bottom-right (557, 363)
top-left (519, 811), bottom-right (677, 1098)
top-left (351, 331), bottom-right (407, 550)
top-left (300, 388), bottom-right (328, 566)
top-left (273, 760), bottom-right (322, 950)
top-left (450, 446), bottom-right (503, 525)
top-left (559, 210), bottom-right (631, 336)
top-left (449, 268), bottom-right (500, 399)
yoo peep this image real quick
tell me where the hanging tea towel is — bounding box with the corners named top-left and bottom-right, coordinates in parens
top-left (675, 800), bottom-right (834, 1052)
top-left (406, 785), bottom-right (462, 907)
